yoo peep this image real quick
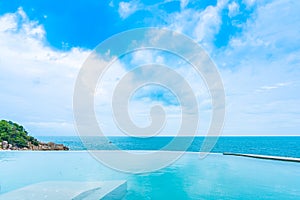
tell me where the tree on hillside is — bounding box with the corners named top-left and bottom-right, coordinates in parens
top-left (0, 120), bottom-right (39, 148)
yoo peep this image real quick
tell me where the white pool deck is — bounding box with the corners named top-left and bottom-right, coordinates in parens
top-left (0, 180), bottom-right (127, 200)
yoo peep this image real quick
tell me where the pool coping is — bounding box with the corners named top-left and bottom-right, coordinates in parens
top-left (223, 152), bottom-right (300, 163)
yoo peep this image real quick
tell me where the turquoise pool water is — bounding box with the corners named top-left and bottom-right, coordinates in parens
top-left (0, 151), bottom-right (300, 199)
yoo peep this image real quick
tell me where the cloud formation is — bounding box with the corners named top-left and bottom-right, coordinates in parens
top-left (1, 0), bottom-right (300, 136)
top-left (118, 0), bottom-right (141, 19)
top-left (0, 8), bottom-right (90, 135)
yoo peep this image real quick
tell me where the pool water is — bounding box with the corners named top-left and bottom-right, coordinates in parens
top-left (0, 151), bottom-right (299, 199)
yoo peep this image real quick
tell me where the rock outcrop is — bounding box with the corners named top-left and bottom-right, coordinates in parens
top-left (0, 140), bottom-right (69, 151)
top-left (0, 119), bottom-right (69, 151)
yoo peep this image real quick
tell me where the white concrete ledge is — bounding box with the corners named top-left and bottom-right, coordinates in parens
top-left (0, 181), bottom-right (127, 200)
top-left (223, 152), bottom-right (300, 163)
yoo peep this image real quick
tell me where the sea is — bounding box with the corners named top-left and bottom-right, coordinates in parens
top-left (36, 136), bottom-right (300, 158)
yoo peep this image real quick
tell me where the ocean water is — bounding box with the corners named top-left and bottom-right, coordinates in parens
top-left (0, 151), bottom-right (300, 199)
top-left (37, 136), bottom-right (300, 158)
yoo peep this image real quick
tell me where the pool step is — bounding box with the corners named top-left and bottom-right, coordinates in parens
top-left (0, 180), bottom-right (127, 200)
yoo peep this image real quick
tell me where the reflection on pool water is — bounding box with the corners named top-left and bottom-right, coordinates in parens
top-left (0, 151), bottom-right (299, 199)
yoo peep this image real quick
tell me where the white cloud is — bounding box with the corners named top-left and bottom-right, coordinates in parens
top-left (256, 82), bottom-right (292, 92)
top-left (227, 0), bottom-right (300, 55)
top-left (243, 0), bottom-right (256, 8)
top-left (26, 121), bottom-right (73, 128)
top-left (118, 0), bottom-right (141, 19)
top-left (0, 8), bottom-right (91, 136)
top-left (180, 0), bottom-right (189, 9)
top-left (215, 0), bottom-right (300, 135)
top-left (96, 0), bottom-right (300, 136)
top-left (228, 1), bottom-right (239, 18)
top-left (195, 0), bottom-right (228, 41)
top-left (94, 48), bottom-right (212, 136)
top-left (0, 12), bottom-right (17, 31)
top-left (131, 49), bottom-right (165, 66)
top-left (0, 7), bottom-right (45, 39)
top-left (2, 1), bottom-right (300, 136)
top-left (0, 7), bottom-right (211, 137)
top-left (167, 0), bottom-right (228, 51)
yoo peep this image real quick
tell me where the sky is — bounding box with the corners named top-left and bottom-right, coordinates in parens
top-left (0, 0), bottom-right (299, 136)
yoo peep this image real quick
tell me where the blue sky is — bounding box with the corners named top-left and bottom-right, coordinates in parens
top-left (0, 0), bottom-right (299, 136)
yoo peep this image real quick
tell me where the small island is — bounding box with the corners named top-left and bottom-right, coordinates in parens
top-left (0, 120), bottom-right (69, 151)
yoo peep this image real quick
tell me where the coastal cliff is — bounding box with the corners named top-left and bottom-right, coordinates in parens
top-left (0, 120), bottom-right (69, 151)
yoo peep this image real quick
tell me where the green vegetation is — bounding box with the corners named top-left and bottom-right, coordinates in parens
top-left (0, 120), bottom-right (39, 148)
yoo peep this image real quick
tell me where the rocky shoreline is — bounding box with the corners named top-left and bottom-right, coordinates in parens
top-left (0, 120), bottom-right (69, 151)
top-left (0, 140), bottom-right (69, 151)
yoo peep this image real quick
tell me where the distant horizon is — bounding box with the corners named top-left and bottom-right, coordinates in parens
top-left (36, 134), bottom-right (300, 137)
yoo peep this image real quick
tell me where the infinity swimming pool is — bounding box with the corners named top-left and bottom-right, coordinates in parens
top-left (0, 151), bottom-right (299, 199)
